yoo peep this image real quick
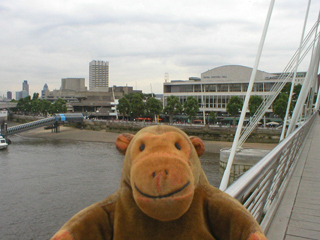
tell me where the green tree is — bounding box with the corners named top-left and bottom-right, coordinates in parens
top-left (48, 98), bottom-right (67, 114)
top-left (30, 99), bottom-right (42, 115)
top-left (272, 83), bottom-right (301, 120)
top-left (273, 93), bottom-right (289, 120)
top-left (16, 98), bottom-right (25, 113)
top-left (15, 93), bottom-right (52, 116)
top-left (125, 92), bottom-right (144, 102)
top-left (40, 100), bottom-right (52, 116)
top-left (117, 97), bottom-right (131, 120)
top-left (281, 83), bottom-right (292, 95)
top-left (293, 83), bottom-right (302, 102)
top-left (227, 96), bottom-right (243, 126)
top-left (163, 96), bottom-right (183, 124)
top-left (10, 99), bottom-right (18, 113)
top-left (249, 95), bottom-right (263, 117)
top-left (277, 83), bottom-right (301, 107)
top-left (146, 97), bottom-right (162, 121)
top-left (30, 93), bottom-right (41, 115)
top-left (142, 93), bottom-right (154, 101)
top-left (32, 92), bottom-right (39, 101)
top-left (130, 94), bottom-right (145, 119)
top-left (17, 96), bottom-right (32, 114)
top-left (209, 111), bottom-right (217, 124)
top-left (184, 96), bottom-right (199, 123)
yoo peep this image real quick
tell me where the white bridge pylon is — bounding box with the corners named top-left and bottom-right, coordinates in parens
top-left (220, 0), bottom-right (320, 191)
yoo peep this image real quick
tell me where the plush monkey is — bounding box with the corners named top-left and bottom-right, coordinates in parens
top-left (51, 125), bottom-right (267, 240)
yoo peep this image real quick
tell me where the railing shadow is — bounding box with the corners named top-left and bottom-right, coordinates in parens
top-left (224, 113), bottom-right (316, 232)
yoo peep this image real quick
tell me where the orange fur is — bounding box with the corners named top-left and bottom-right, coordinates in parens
top-left (51, 230), bottom-right (73, 240)
top-left (248, 232), bottom-right (268, 240)
top-left (51, 125), bottom-right (267, 240)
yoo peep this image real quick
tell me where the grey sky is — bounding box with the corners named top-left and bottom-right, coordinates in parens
top-left (0, 0), bottom-right (319, 97)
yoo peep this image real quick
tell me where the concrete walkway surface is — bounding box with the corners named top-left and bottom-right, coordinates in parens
top-left (267, 116), bottom-right (320, 240)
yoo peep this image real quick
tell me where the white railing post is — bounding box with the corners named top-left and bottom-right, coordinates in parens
top-left (287, 37), bottom-right (320, 136)
top-left (280, 0), bottom-right (312, 141)
top-left (219, 0), bottom-right (275, 191)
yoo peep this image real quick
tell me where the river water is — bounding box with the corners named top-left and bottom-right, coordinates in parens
top-left (0, 134), bottom-right (220, 240)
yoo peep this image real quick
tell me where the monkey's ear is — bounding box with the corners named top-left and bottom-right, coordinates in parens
top-left (189, 136), bottom-right (205, 157)
top-left (116, 133), bottom-right (134, 155)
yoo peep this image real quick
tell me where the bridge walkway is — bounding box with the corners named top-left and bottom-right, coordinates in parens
top-left (267, 115), bottom-right (320, 240)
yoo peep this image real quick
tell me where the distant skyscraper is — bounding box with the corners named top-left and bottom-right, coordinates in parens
top-left (89, 60), bottom-right (109, 92)
top-left (15, 91), bottom-right (22, 100)
top-left (21, 90), bottom-right (28, 98)
top-left (22, 80), bottom-right (29, 96)
top-left (7, 91), bottom-right (12, 100)
top-left (42, 83), bottom-right (49, 97)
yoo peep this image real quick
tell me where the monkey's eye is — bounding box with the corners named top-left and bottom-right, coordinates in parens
top-left (175, 142), bottom-right (181, 150)
top-left (139, 144), bottom-right (145, 151)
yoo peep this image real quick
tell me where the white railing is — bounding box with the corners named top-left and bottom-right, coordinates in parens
top-left (224, 112), bottom-right (316, 232)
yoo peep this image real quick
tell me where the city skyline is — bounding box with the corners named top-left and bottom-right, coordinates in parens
top-left (1, 0), bottom-right (319, 97)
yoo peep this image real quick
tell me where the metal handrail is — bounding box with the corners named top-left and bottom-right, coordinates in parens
top-left (225, 112), bottom-right (316, 232)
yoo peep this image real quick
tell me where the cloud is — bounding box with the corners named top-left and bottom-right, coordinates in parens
top-left (0, 0), bottom-right (319, 96)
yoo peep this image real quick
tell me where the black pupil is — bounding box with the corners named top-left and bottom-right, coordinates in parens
top-left (140, 144), bottom-right (145, 151)
top-left (175, 143), bottom-right (181, 150)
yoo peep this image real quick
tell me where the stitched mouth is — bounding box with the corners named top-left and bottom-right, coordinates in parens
top-left (134, 181), bottom-right (190, 199)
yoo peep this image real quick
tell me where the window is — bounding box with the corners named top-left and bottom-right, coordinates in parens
top-left (173, 85), bottom-right (193, 93)
top-left (217, 84), bottom-right (228, 92)
top-left (264, 83), bottom-right (274, 92)
top-left (230, 84), bottom-right (241, 92)
top-left (179, 96), bottom-right (187, 105)
top-left (242, 83), bottom-right (249, 92)
top-left (194, 85), bottom-right (201, 92)
top-left (254, 83), bottom-right (263, 92)
top-left (171, 86), bottom-right (181, 93)
top-left (213, 96), bottom-right (218, 108)
top-left (198, 97), bottom-right (202, 108)
top-left (222, 96), bottom-right (227, 108)
top-left (164, 86), bottom-right (171, 93)
top-left (204, 84), bottom-right (216, 92)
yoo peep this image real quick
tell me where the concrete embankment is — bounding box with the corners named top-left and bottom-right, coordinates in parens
top-left (80, 119), bottom-right (281, 143)
top-left (9, 115), bottom-right (277, 154)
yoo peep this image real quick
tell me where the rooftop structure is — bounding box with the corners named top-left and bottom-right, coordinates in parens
top-left (61, 78), bottom-right (87, 92)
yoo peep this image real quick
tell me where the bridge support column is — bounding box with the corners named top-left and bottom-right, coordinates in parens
top-left (0, 122), bottom-right (7, 138)
top-left (51, 123), bottom-right (60, 133)
top-left (219, 148), bottom-right (271, 186)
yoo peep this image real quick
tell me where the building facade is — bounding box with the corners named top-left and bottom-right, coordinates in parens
top-left (15, 90), bottom-right (28, 100)
top-left (42, 82), bottom-right (141, 118)
top-left (61, 78), bottom-right (87, 91)
top-left (163, 65), bottom-right (306, 123)
top-left (42, 84), bottom-right (49, 97)
top-left (89, 60), bottom-right (109, 92)
top-left (22, 80), bottom-right (29, 96)
top-left (14, 80), bottom-right (30, 100)
top-left (7, 91), bottom-right (12, 100)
